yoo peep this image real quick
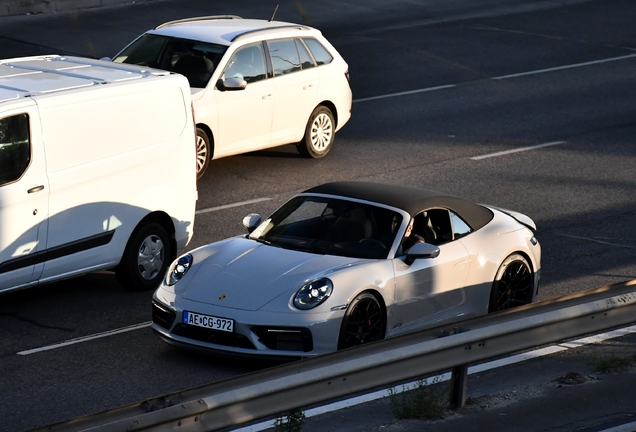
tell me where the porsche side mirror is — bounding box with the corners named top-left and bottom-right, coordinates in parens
top-left (404, 242), bottom-right (440, 265)
top-left (243, 213), bottom-right (262, 233)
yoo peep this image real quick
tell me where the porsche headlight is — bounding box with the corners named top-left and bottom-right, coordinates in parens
top-left (293, 278), bottom-right (333, 310)
top-left (165, 254), bottom-right (193, 286)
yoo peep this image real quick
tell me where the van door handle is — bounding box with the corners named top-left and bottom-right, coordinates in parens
top-left (28, 185), bottom-right (45, 194)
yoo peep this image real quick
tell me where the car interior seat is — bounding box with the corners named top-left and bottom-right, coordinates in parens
top-left (172, 55), bottom-right (212, 88)
top-left (332, 207), bottom-right (374, 243)
top-left (413, 212), bottom-right (438, 244)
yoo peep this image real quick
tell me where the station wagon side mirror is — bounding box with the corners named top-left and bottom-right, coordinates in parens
top-left (218, 77), bottom-right (247, 91)
top-left (404, 242), bottom-right (440, 265)
top-left (243, 213), bottom-right (262, 233)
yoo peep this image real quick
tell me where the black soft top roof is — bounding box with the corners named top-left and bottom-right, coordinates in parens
top-left (304, 181), bottom-right (493, 230)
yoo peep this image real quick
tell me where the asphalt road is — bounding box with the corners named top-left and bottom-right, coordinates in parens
top-left (1, 1), bottom-right (635, 431)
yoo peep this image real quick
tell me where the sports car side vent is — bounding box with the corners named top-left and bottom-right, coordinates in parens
top-left (152, 301), bottom-right (176, 330)
top-left (252, 327), bottom-right (313, 352)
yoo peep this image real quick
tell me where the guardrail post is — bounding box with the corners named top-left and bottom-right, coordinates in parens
top-left (450, 364), bottom-right (468, 409)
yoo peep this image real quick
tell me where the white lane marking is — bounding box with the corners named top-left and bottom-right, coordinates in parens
top-left (196, 198), bottom-right (272, 215)
top-left (352, 84), bottom-right (456, 103)
top-left (492, 53), bottom-right (636, 80)
top-left (16, 322), bottom-right (152, 355)
top-left (559, 234), bottom-right (636, 249)
top-left (232, 324), bottom-right (636, 432)
top-left (470, 141), bottom-right (567, 160)
top-left (351, 54), bottom-right (636, 105)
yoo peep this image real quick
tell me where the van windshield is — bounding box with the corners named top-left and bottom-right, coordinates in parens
top-left (113, 34), bottom-right (227, 88)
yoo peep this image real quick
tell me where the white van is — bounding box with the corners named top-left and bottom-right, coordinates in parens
top-left (0, 55), bottom-right (197, 293)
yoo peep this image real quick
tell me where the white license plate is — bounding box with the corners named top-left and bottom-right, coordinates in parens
top-left (183, 311), bottom-right (234, 333)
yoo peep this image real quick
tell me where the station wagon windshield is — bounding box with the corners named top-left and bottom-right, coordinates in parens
top-left (113, 34), bottom-right (227, 88)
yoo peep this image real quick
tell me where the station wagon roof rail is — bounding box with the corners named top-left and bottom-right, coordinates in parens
top-left (155, 15), bottom-right (243, 30)
top-left (231, 24), bottom-right (312, 42)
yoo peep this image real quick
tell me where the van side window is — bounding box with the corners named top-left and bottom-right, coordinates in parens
top-left (0, 114), bottom-right (30, 186)
top-left (267, 38), bottom-right (301, 76)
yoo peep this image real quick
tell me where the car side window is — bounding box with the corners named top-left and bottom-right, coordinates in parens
top-left (450, 211), bottom-right (472, 240)
top-left (423, 209), bottom-right (453, 245)
top-left (296, 39), bottom-right (316, 69)
top-left (302, 37), bottom-right (333, 65)
top-left (223, 43), bottom-right (267, 83)
top-left (267, 38), bottom-right (301, 76)
top-left (0, 113), bottom-right (31, 186)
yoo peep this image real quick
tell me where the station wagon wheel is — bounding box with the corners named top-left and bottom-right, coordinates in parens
top-left (488, 253), bottom-right (533, 312)
top-left (338, 292), bottom-right (385, 350)
top-left (116, 222), bottom-right (172, 291)
top-left (297, 106), bottom-right (335, 159)
top-left (196, 127), bottom-right (211, 179)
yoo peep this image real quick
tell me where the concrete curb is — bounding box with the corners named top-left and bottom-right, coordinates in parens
top-left (0, 0), bottom-right (153, 17)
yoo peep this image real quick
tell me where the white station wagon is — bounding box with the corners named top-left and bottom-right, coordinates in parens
top-left (111, 15), bottom-right (353, 178)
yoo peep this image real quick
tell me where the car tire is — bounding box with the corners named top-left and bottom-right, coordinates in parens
top-left (116, 222), bottom-right (171, 291)
top-left (488, 253), bottom-right (533, 313)
top-left (337, 292), bottom-right (385, 350)
top-left (297, 106), bottom-right (335, 158)
top-left (196, 128), bottom-right (211, 179)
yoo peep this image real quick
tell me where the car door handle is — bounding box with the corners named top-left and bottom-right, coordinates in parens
top-left (28, 185), bottom-right (45, 194)
top-left (303, 85), bottom-right (313, 90)
top-left (262, 94), bottom-right (272, 100)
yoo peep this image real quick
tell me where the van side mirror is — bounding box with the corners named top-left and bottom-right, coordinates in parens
top-left (243, 213), bottom-right (262, 233)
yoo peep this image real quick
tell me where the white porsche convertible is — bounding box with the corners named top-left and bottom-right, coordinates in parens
top-left (152, 181), bottom-right (541, 358)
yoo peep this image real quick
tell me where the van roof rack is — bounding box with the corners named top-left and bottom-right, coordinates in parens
top-left (156, 15), bottom-right (242, 30)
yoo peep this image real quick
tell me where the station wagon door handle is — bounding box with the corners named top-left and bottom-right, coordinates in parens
top-left (28, 185), bottom-right (45, 194)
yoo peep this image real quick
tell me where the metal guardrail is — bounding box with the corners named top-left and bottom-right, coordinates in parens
top-left (33, 279), bottom-right (636, 432)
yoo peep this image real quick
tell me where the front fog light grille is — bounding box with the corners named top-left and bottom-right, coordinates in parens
top-left (152, 301), bottom-right (176, 330)
top-left (251, 327), bottom-right (313, 352)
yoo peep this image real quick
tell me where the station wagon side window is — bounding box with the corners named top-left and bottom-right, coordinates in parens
top-left (450, 211), bottom-right (472, 240)
top-left (0, 113), bottom-right (31, 186)
top-left (267, 38), bottom-right (301, 76)
top-left (296, 39), bottom-right (316, 69)
top-left (302, 38), bottom-right (333, 65)
top-left (223, 43), bottom-right (267, 83)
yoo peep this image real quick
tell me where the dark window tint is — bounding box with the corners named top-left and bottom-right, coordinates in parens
top-left (302, 38), bottom-right (333, 65)
top-left (296, 39), bottom-right (315, 69)
top-left (113, 34), bottom-right (227, 88)
top-left (0, 114), bottom-right (31, 186)
top-left (224, 43), bottom-right (267, 83)
top-left (268, 38), bottom-right (301, 76)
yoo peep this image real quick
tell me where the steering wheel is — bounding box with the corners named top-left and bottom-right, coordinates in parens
top-left (358, 238), bottom-right (386, 249)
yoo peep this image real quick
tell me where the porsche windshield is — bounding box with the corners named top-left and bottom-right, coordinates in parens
top-left (249, 196), bottom-right (403, 259)
top-left (113, 34), bottom-right (227, 88)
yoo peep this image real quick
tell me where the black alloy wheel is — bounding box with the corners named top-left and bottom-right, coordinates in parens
top-left (489, 253), bottom-right (533, 313)
top-left (337, 292), bottom-right (385, 350)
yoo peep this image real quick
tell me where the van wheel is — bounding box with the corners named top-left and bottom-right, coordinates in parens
top-left (196, 128), bottom-right (211, 179)
top-left (116, 222), bottom-right (171, 291)
top-left (297, 106), bottom-right (334, 158)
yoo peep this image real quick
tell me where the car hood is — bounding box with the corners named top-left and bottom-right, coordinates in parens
top-left (181, 238), bottom-right (359, 311)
